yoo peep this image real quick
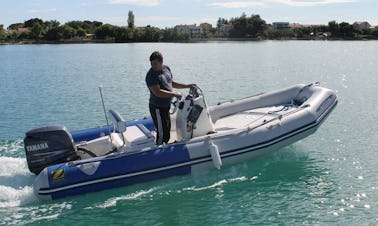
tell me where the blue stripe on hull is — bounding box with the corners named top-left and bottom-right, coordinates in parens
top-left (51, 165), bottom-right (189, 199)
top-left (43, 144), bottom-right (191, 199)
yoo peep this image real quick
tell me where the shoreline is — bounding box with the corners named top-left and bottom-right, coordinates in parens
top-left (1, 37), bottom-right (378, 45)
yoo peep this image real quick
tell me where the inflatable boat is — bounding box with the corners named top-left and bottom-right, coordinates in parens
top-left (24, 83), bottom-right (337, 200)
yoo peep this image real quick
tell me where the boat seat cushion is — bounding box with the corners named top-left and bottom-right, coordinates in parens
top-left (123, 124), bottom-right (154, 145)
top-left (111, 124), bottom-right (154, 148)
top-left (110, 133), bottom-right (124, 149)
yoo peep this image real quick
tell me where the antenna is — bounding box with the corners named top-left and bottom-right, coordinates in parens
top-left (98, 85), bottom-right (113, 144)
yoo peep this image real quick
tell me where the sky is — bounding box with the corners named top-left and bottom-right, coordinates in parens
top-left (1, 0), bottom-right (377, 28)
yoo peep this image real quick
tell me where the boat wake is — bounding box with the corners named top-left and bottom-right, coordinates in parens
top-left (93, 165), bottom-right (262, 209)
top-left (0, 140), bottom-right (37, 208)
top-left (183, 176), bottom-right (254, 192)
top-left (94, 188), bottom-right (158, 209)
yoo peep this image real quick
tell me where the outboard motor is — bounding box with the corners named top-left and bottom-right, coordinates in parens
top-left (24, 126), bottom-right (78, 175)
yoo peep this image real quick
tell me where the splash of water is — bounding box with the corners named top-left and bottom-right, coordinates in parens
top-left (0, 139), bottom-right (24, 157)
top-left (0, 154), bottom-right (36, 208)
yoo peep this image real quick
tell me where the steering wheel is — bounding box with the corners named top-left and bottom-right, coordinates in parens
top-left (189, 85), bottom-right (204, 98)
top-left (170, 96), bottom-right (179, 114)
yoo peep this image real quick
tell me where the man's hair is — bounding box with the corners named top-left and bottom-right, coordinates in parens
top-left (149, 51), bottom-right (163, 62)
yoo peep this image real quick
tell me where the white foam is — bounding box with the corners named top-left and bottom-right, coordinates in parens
top-left (0, 185), bottom-right (36, 208)
top-left (228, 176), bottom-right (248, 182)
top-left (0, 157), bottom-right (36, 208)
top-left (184, 179), bottom-right (228, 191)
top-left (0, 157), bottom-right (30, 177)
top-left (96, 188), bottom-right (156, 209)
top-left (0, 140), bottom-right (24, 156)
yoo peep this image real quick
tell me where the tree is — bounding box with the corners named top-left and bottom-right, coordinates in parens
top-left (161, 28), bottom-right (189, 41)
top-left (114, 27), bottom-right (132, 42)
top-left (217, 18), bottom-right (222, 30)
top-left (95, 24), bottom-right (116, 39)
top-left (45, 27), bottom-right (62, 40)
top-left (229, 14), bottom-right (248, 37)
top-left (77, 28), bottom-right (86, 38)
top-left (0, 24), bottom-right (6, 41)
top-left (265, 29), bottom-right (295, 39)
top-left (339, 22), bottom-right (355, 38)
top-left (25, 18), bottom-right (43, 28)
top-left (247, 14), bottom-right (267, 37)
top-left (141, 26), bottom-right (161, 42)
top-left (8, 32), bottom-right (19, 42)
top-left (371, 27), bottom-right (378, 39)
top-left (217, 17), bottom-right (229, 30)
top-left (328, 21), bottom-right (339, 37)
top-left (31, 23), bottom-right (44, 40)
top-left (93, 21), bottom-right (103, 28)
top-left (229, 13), bottom-right (266, 38)
top-left (128, 11), bottom-right (135, 29)
top-left (60, 25), bottom-right (76, 39)
top-left (7, 23), bottom-right (24, 30)
top-left (48, 20), bottom-right (60, 30)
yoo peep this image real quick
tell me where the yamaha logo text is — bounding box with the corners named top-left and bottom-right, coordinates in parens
top-left (26, 143), bottom-right (49, 152)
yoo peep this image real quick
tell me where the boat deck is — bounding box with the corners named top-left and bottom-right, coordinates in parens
top-left (166, 104), bottom-right (300, 143)
top-left (213, 104), bottom-right (299, 133)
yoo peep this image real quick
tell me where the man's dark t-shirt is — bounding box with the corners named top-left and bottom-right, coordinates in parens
top-left (145, 65), bottom-right (173, 108)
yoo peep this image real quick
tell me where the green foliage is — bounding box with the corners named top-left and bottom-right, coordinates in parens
top-left (217, 17), bottom-right (228, 29)
top-left (9, 32), bottom-right (18, 42)
top-left (43, 20), bottom-right (55, 30)
top-left (4, 16), bottom-right (375, 43)
top-left (339, 22), bottom-right (355, 38)
top-left (66, 20), bottom-right (101, 34)
top-left (327, 21), bottom-right (357, 38)
top-left (328, 21), bottom-right (339, 37)
top-left (128, 11), bottom-right (135, 29)
top-left (114, 26), bottom-right (132, 42)
top-left (372, 28), bottom-right (378, 38)
top-left (77, 28), bottom-right (86, 37)
top-left (45, 27), bottom-right (63, 40)
top-left (265, 29), bottom-right (295, 39)
top-left (0, 24), bottom-right (6, 41)
top-left (161, 28), bottom-right (189, 41)
top-left (30, 23), bottom-right (44, 40)
top-left (94, 24), bottom-right (189, 42)
top-left (229, 14), bottom-right (267, 38)
top-left (60, 25), bottom-right (76, 39)
top-left (18, 32), bottom-right (29, 40)
top-left (24, 18), bottom-right (43, 28)
top-left (7, 23), bottom-right (24, 30)
top-left (140, 26), bottom-right (161, 42)
top-left (95, 24), bottom-right (116, 39)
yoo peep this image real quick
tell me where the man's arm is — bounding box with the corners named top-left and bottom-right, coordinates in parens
top-left (172, 80), bottom-right (196, 89)
top-left (149, 85), bottom-right (182, 99)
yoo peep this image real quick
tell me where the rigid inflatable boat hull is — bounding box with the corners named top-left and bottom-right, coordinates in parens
top-left (31, 83), bottom-right (338, 200)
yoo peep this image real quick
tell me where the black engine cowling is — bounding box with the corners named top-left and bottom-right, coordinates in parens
top-left (24, 126), bottom-right (78, 175)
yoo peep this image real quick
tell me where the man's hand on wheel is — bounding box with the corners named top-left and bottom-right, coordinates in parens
top-left (174, 92), bottom-right (182, 100)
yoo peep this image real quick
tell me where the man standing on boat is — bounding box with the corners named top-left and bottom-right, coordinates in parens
top-left (146, 51), bottom-right (196, 145)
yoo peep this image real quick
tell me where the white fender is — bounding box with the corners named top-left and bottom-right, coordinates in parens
top-left (209, 140), bottom-right (222, 170)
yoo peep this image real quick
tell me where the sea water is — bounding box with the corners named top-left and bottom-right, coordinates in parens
top-left (0, 41), bottom-right (377, 225)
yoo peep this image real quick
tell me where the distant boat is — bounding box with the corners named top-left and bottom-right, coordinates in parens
top-left (24, 83), bottom-right (337, 200)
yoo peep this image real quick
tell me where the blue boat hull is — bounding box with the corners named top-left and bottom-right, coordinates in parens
top-left (41, 142), bottom-right (191, 199)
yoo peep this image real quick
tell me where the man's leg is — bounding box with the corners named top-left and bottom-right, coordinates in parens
top-left (149, 105), bottom-right (171, 145)
top-left (149, 104), bottom-right (161, 145)
top-left (159, 107), bottom-right (171, 144)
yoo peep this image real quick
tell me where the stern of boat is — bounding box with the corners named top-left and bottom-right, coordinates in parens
top-left (33, 168), bottom-right (52, 200)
